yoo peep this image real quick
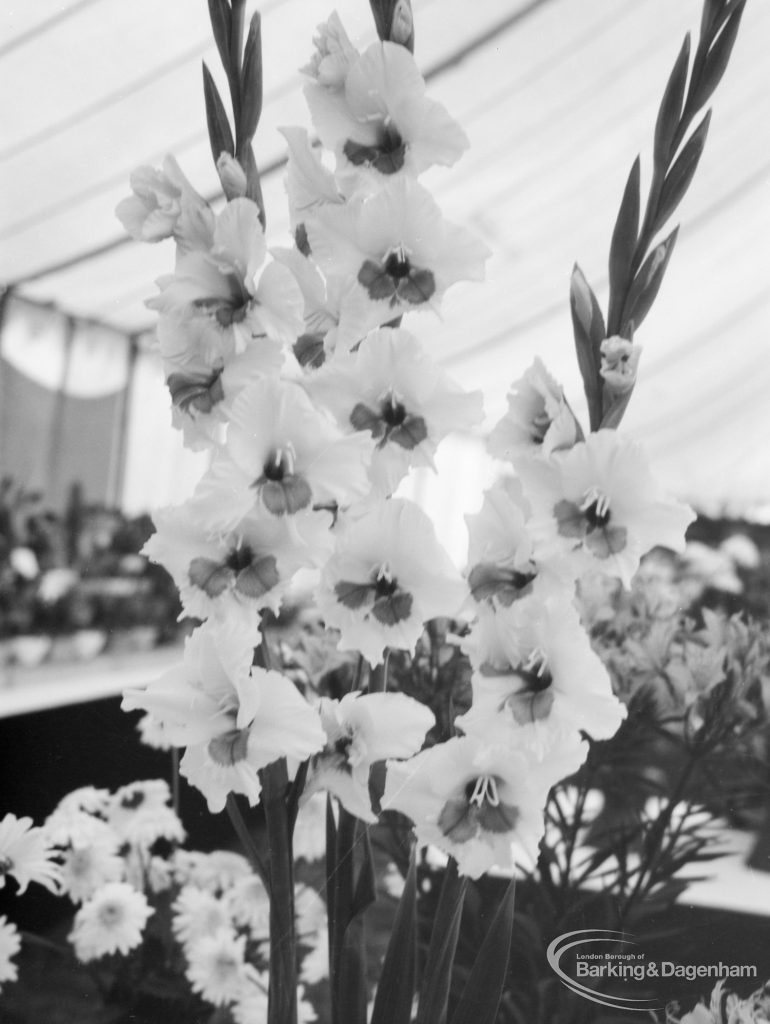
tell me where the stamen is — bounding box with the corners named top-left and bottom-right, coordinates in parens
top-left (263, 443), bottom-right (296, 481)
top-left (376, 562), bottom-right (394, 586)
top-left (580, 486), bottom-right (610, 520)
top-left (468, 775), bottom-right (500, 808)
top-left (384, 244), bottom-right (411, 280)
top-left (522, 647), bottom-right (548, 678)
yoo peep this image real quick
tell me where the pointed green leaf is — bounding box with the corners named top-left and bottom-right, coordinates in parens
top-left (707, 0), bottom-right (746, 42)
top-left (352, 826), bottom-right (377, 917)
top-left (449, 877), bottom-right (516, 1024)
top-left (286, 759), bottom-right (309, 833)
top-left (700, 0), bottom-right (721, 37)
top-left (207, 0), bottom-right (233, 77)
top-left (370, 851), bottom-right (418, 1024)
top-left (240, 12), bottom-right (263, 146)
top-left (654, 110), bottom-right (711, 233)
top-left (336, 825), bottom-right (377, 1024)
top-left (330, 808), bottom-right (359, 1023)
top-left (202, 62), bottom-right (234, 163)
top-left (692, 1), bottom-right (746, 112)
top-left (338, 917), bottom-right (369, 1024)
top-left (569, 264), bottom-right (605, 432)
top-left (417, 860), bottom-right (468, 1024)
top-left (654, 35), bottom-right (690, 168)
top-left (607, 156), bottom-right (641, 334)
top-left (620, 226), bottom-right (678, 335)
top-left (369, 0), bottom-right (415, 51)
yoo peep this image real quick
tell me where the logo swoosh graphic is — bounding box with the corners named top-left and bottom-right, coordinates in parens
top-left (546, 929), bottom-right (663, 1012)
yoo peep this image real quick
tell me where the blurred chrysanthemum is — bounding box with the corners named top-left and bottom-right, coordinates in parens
top-left (70, 882), bottom-right (153, 962)
top-left (0, 813), bottom-right (61, 895)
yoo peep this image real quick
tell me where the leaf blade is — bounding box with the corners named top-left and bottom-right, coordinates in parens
top-left (607, 156), bottom-right (641, 334)
top-left (239, 12), bottom-right (263, 147)
top-left (449, 877), bottom-right (516, 1024)
top-left (569, 264), bottom-right (606, 432)
top-left (692, 1), bottom-right (747, 112)
top-left (620, 226), bottom-right (679, 336)
top-left (370, 850), bottom-right (418, 1024)
top-left (654, 110), bottom-right (711, 233)
top-left (202, 61), bottom-right (235, 163)
top-left (654, 35), bottom-right (690, 168)
top-left (207, 0), bottom-right (233, 78)
top-left (417, 860), bottom-right (468, 1024)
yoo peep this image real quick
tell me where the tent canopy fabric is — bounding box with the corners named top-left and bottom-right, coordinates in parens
top-left (1, 0), bottom-right (769, 519)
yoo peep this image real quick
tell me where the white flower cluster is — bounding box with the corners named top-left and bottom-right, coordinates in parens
top-left (171, 851), bottom-right (320, 1021)
top-left (118, 13), bottom-right (485, 824)
top-left (116, 12), bottom-right (694, 881)
top-left (0, 782), bottom-right (322, 1015)
top-left (389, 361), bottom-right (694, 877)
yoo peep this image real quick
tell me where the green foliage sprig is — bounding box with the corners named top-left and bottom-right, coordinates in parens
top-left (203, 0), bottom-right (266, 221)
top-left (571, 0), bottom-right (747, 432)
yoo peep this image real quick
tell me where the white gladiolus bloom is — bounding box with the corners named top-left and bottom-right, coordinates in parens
top-left (383, 734), bottom-right (586, 879)
top-left (517, 429), bottom-right (695, 587)
top-left (306, 179), bottom-right (489, 349)
top-left (460, 596), bottom-right (625, 746)
top-left (304, 33), bottom-right (468, 185)
top-left (123, 624), bottom-right (325, 813)
top-left (317, 499), bottom-right (468, 665)
top-left (304, 691), bottom-right (435, 821)
top-left (488, 358), bottom-right (581, 462)
top-left (192, 377), bottom-right (372, 534)
top-left (307, 327), bottom-right (483, 494)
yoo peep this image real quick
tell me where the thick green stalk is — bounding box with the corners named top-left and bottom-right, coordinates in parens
top-left (262, 758), bottom-right (297, 1024)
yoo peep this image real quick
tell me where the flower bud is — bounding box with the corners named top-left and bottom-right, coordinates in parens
top-left (600, 335), bottom-right (641, 393)
top-left (390, 0), bottom-right (415, 49)
top-left (570, 264), bottom-right (594, 336)
top-left (216, 153), bottom-right (248, 200)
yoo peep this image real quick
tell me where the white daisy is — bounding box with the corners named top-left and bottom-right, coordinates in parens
top-left (172, 886), bottom-right (231, 949)
top-left (0, 916), bottom-right (21, 989)
top-left (224, 874), bottom-right (270, 939)
top-left (59, 835), bottom-right (124, 904)
top-left (171, 849), bottom-right (252, 893)
top-left (0, 814), bottom-right (61, 895)
top-left (185, 927), bottom-right (257, 1007)
top-left (107, 780), bottom-right (186, 849)
top-left (70, 882), bottom-right (153, 962)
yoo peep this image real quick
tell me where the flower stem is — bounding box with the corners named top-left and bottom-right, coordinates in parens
top-left (170, 747), bottom-right (180, 819)
top-left (262, 758), bottom-right (297, 1024)
top-left (225, 793), bottom-right (270, 894)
